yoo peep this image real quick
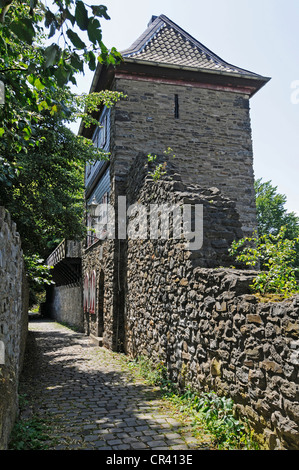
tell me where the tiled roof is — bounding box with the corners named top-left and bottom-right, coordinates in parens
top-left (121, 15), bottom-right (263, 78)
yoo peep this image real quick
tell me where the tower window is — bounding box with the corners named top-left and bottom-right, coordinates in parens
top-left (174, 94), bottom-right (179, 119)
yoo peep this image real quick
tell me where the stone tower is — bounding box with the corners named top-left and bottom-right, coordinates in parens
top-left (79, 14), bottom-right (270, 350)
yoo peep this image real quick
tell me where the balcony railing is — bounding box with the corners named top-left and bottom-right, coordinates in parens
top-left (46, 240), bottom-right (82, 286)
top-left (47, 240), bottom-right (66, 267)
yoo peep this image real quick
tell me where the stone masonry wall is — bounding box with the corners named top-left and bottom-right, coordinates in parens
top-left (124, 166), bottom-right (299, 450)
top-left (111, 77), bottom-right (257, 236)
top-left (0, 207), bottom-right (28, 449)
top-left (47, 285), bottom-right (83, 332)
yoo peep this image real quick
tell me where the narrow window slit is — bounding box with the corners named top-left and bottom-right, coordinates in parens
top-left (174, 94), bottom-right (179, 119)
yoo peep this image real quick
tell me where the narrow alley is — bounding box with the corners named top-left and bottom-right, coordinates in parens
top-left (14, 318), bottom-right (213, 452)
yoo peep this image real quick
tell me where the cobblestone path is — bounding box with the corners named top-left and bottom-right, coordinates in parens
top-left (18, 319), bottom-right (213, 451)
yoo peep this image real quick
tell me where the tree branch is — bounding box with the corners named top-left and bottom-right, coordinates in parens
top-left (0, 67), bottom-right (27, 72)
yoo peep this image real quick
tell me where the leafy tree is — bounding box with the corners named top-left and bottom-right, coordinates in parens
top-left (255, 178), bottom-right (299, 273)
top-left (230, 180), bottom-right (299, 297)
top-left (2, 123), bottom-right (90, 255)
top-left (0, 1), bottom-right (122, 153)
top-left (255, 178), bottom-right (299, 239)
top-left (229, 227), bottom-right (299, 297)
top-left (24, 254), bottom-right (54, 307)
top-left (0, 0), bottom-right (123, 239)
top-left (0, 1), bottom-right (123, 302)
top-left (0, 86), bottom-right (124, 256)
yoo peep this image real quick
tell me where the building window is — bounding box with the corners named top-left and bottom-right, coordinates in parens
top-left (174, 94), bottom-right (179, 119)
top-left (98, 113), bottom-right (108, 149)
top-left (92, 111), bottom-right (108, 150)
top-left (86, 192), bottom-right (110, 247)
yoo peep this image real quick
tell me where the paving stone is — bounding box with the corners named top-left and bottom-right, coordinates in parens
top-left (170, 444), bottom-right (189, 450)
top-left (146, 440), bottom-right (168, 448)
top-left (135, 425), bottom-right (152, 432)
top-left (130, 441), bottom-right (148, 449)
top-left (84, 435), bottom-right (100, 441)
top-left (83, 424), bottom-right (97, 430)
top-left (123, 437), bottom-right (141, 444)
top-left (107, 439), bottom-right (122, 446)
top-left (164, 432), bottom-right (183, 440)
top-left (142, 429), bottom-right (159, 436)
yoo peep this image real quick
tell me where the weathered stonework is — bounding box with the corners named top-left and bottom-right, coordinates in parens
top-left (73, 13), bottom-right (282, 449)
top-left (111, 78), bottom-right (257, 236)
top-left (0, 207), bottom-right (28, 450)
top-left (125, 256), bottom-right (299, 449)
top-left (122, 163), bottom-right (299, 450)
top-left (78, 15), bottom-right (267, 355)
top-left (47, 285), bottom-right (83, 331)
top-left (81, 72), bottom-right (260, 355)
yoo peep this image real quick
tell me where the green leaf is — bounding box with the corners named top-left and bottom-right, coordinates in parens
top-left (98, 41), bottom-right (108, 64)
top-left (0, 128), bottom-right (5, 137)
top-left (30, 0), bottom-right (38, 9)
top-left (45, 10), bottom-right (56, 28)
top-left (27, 75), bottom-right (34, 85)
top-left (87, 17), bottom-right (102, 45)
top-left (54, 66), bottom-right (71, 87)
top-left (44, 44), bottom-right (60, 68)
top-left (70, 52), bottom-right (84, 72)
top-left (65, 8), bottom-right (76, 26)
top-left (66, 29), bottom-right (86, 49)
top-left (37, 101), bottom-right (48, 112)
top-left (23, 127), bottom-right (32, 140)
top-left (34, 78), bottom-right (45, 91)
top-left (50, 104), bottom-right (58, 116)
top-left (75, 1), bottom-right (89, 31)
top-left (86, 51), bottom-right (96, 71)
top-left (10, 18), bottom-right (35, 45)
top-left (91, 5), bottom-right (110, 20)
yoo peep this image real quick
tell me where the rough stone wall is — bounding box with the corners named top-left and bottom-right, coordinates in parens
top-left (111, 77), bottom-right (257, 236)
top-left (126, 257), bottom-right (299, 449)
top-left (0, 207), bottom-right (28, 449)
top-left (47, 285), bottom-right (83, 331)
top-left (124, 169), bottom-right (299, 450)
top-left (126, 152), bottom-right (244, 268)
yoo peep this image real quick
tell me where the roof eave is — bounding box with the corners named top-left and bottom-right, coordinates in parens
top-left (122, 57), bottom-right (271, 88)
top-left (78, 55), bottom-right (270, 137)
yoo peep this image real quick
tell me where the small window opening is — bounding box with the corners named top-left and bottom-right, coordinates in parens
top-left (174, 94), bottom-right (179, 119)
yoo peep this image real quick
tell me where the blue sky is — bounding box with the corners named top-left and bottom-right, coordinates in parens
top-left (72, 0), bottom-right (299, 216)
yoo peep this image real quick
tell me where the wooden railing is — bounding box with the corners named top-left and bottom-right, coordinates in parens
top-left (46, 240), bottom-right (66, 267)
